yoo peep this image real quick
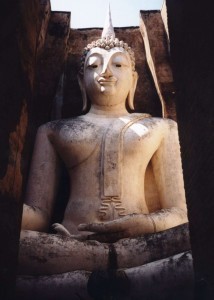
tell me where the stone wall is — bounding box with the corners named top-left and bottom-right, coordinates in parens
top-left (0, 0), bottom-right (70, 298)
top-left (140, 10), bottom-right (176, 119)
top-left (0, 1), bottom-right (31, 298)
top-left (166, 0), bottom-right (214, 298)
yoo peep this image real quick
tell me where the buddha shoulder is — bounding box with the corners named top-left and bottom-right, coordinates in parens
top-left (36, 116), bottom-right (98, 140)
top-left (130, 113), bottom-right (178, 133)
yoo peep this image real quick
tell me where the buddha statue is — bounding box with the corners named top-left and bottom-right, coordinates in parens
top-left (18, 8), bottom-right (189, 297)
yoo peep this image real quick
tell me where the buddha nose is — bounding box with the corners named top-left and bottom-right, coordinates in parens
top-left (100, 62), bottom-right (112, 77)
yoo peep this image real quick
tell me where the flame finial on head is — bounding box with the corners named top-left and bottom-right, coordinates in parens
top-left (102, 3), bottom-right (115, 39)
top-left (79, 4), bottom-right (136, 75)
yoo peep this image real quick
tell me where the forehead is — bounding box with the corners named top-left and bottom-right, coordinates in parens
top-left (85, 47), bottom-right (131, 63)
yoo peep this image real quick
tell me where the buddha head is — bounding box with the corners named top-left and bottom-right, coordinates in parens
top-left (78, 6), bottom-right (138, 112)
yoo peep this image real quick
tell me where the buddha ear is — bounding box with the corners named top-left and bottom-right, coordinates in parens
top-left (77, 74), bottom-right (88, 112)
top-left (127, 71), bottom-right (138, 111)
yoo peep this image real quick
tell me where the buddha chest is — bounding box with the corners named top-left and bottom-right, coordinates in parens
top-left (51, 114), bottom-right (158, 172)
top-left (51, 114), bottom-right (162, 220)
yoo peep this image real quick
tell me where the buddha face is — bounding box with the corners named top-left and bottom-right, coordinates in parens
top-left (83, 47), bottom-right (137, 108)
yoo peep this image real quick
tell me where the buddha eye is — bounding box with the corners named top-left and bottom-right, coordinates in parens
top-left (87, 64), bottom-right (98, 69)
top-left (115, 64), bottom-right (122, 68)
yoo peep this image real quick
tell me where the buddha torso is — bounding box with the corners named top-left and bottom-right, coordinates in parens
top-left (47, 113), bottom-right (168, 234)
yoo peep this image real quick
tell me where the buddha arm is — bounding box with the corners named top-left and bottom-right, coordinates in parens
top-left (21, 204), bottom-right (49, 231)
top-left (150, 119), bottom-right (188, 231)
top-left (22, 124), bottom-right (61, 232)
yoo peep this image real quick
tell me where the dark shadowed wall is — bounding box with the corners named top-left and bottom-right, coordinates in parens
top-left (166, 1), bottom-right (214, 298)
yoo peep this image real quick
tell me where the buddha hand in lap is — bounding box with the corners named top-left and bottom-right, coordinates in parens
top-left (19, 18), bottom-right (187, 275)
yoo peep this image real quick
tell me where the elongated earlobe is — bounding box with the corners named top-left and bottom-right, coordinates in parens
top-left (78, 74), bottom-right (88, 112)
top-left (127, 71), bottom-right (138, 111)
